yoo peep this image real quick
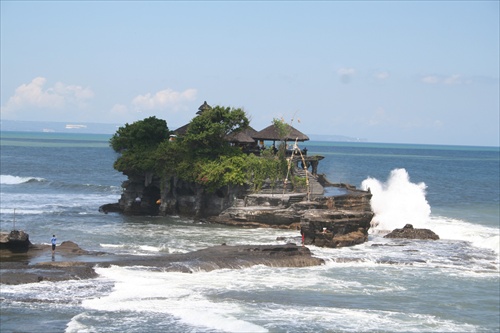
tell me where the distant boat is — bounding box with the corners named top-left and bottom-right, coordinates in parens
top-left (65, 124), bottom-right (87, 129)
top-left (42, 128), bottom-right (55, 132)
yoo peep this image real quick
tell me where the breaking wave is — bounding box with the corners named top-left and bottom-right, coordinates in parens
top-left (0, 174), bottom-right (45, 185)
top-left (361, 168), bottom-right (431, 233)
top-left (361, 168), bottom-right (499, 254)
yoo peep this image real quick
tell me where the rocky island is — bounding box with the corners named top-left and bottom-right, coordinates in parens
top-left (100, 102), bottom-right (375, 249)
top-left (1, 102), bottom-right (443, 286)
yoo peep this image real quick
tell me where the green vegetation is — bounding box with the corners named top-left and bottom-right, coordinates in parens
top-left (110, 106), bottom-right (289, 192)
top-left (272, 117), bottom-right (291, 157)
top-left (183, 105), bottom-right (249, 158)
top-left (110, 116), bottom-right (169, 176)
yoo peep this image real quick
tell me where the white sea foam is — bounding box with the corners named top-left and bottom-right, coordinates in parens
top-left (428, 215), bottom-right (500, 254)
top-left (0, 192), bottom-right (120, 215)
top-left (138, 244), bottom-right (164, 252)
top-left (82, 265), bottom-right (482, 333)
top-left (0, 278), bottom-right (111, 303)
top-left (100, 243), bottom-right (125, 249)
top-left (65, 313), bottom-right (96, 333)
top-left (259, 306), bottom-right (478, 332)
top-left (0, 174), bottom-right (45, 185)
top-left (99, 243), bottom-right (179, 255)
top-left (0, 208), bottom-right (47, 215)
top-left (84, 266), bottom-right (268, 332)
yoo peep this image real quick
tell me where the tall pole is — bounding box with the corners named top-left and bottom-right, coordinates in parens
top-left (13, 208), bottom-right (16, 230)
top-left (293, 138), bottom-right (310, 201)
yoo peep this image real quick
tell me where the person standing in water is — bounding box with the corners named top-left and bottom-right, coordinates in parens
top-left (51, 234), bottom-right (57, 254)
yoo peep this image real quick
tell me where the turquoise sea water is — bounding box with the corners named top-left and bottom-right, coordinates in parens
top-left (1, 131), bottom-right (499, 333)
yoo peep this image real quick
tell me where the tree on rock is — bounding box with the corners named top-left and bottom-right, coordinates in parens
top-left (183, 105), bottom-right (249, 158)
top-left (110, 116), bottom-right (169, 176)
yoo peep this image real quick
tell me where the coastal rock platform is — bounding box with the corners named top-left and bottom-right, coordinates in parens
top-left (0, 241), bottom-right (324, 285)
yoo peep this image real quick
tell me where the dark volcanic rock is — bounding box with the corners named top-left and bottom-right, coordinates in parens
top-left (107, 243), bottom-right (325, 273)
top-left (0, 230), bottom-right (32, 252)
top-left (0, 242), bottom-right (323, 285)
top-left (99, 203), bottom-right (122, 214)
top-left (384, 224), bottom-right (439, 240)
top-left (300, 209), bottom-right (373, 248)
top-left (100, 174), bottom-right (247, 218)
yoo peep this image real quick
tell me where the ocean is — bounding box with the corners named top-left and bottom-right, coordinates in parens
top-left (0, 131), bottom-right (499, 333)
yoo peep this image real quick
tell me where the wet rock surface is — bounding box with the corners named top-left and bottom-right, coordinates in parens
top-left (384, 224), bottom-right (440, 240)
top-left (0, 241), bottom-right (323, 285)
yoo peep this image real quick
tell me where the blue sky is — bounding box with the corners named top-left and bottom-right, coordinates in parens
top-left (1, 1), bottom-right (499, 146)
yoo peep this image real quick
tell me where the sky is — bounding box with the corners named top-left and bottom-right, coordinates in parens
top-left (1, 1), bottom-right (499, 146)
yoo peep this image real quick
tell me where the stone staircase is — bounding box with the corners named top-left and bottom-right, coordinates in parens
top-left (293, 168), bottom-right (324, 197)
top-left (288, 195), bottom-right (305, 205)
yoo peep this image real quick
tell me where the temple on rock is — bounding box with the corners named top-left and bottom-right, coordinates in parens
top-left (174, 101), bottom-right (323, 176)
top-left (100, 101), bottom-right (374, 249)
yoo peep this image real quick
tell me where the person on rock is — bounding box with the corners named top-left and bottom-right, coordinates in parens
top-left (51, 234), bottom-right (57, 255)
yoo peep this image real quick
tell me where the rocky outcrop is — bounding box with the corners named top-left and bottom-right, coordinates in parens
top-left (108, 243), bottom-right (324, 272)
top-left (209, 188), bottom-right (374, 248)
top-left (0, 242), bottom-right (323, 285)
top-left (0, 230), bottom-right (32, 252)
top-left (100, 169), bottom-right (375, 249)
top-left (300, 209), bottom-right (373, 248)
top-left (384, 224), bottom-right (439, 240)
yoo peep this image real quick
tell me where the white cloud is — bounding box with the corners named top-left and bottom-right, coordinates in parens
top-left (1, 77), bottom-right (94, 120)
top-left (374, 71), bottom-right (390, 80)
top-left (337, 67), bottom-right (356, 76)
top-left (421, 75), bottom-right (440, 84)
top-left (110, 104), bottom-right (129, 116)
top-left (132, 88), bottom-right (197, 111)
top-left (368, 107), bottom-right (389, 126)
top-left (1, 77), bottom-right (94, 116)
top-left (421, 74), bottom-right (467, 85)
top-left (433, 120), bottom-right (443, 128)
top-left (337, 67), bottom-right (356, 84)
top-left (443, 74), bottom-right (463, 85)
top-left (54, 82), bottom-right (94, 106)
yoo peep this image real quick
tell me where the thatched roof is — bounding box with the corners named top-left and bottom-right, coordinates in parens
top-left (252, 124), bottom-right (309, 142)
top-left (226, 126), bottom-right (258, 143)
top-left (172, 123), bottom-right (187, 136)
top-left (173, 101), bottom-right (309, 144)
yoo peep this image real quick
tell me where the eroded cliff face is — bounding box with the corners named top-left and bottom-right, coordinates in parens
top-left (109, 172), bottom-right (247, 218)
top-left (208, 188), bottom-right (374, 248)
top-left (159, 176), bottom-right (248, 218)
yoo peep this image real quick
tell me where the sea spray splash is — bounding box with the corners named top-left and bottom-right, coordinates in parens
top-left (361, 168), bottom-right (431, 234)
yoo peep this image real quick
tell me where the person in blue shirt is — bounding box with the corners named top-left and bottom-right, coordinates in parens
top-left (51, 235), bottom-right (57, 254)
